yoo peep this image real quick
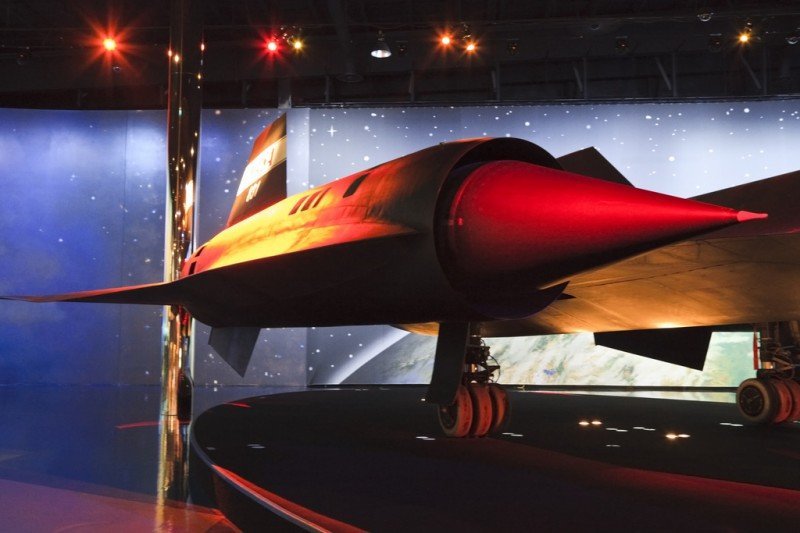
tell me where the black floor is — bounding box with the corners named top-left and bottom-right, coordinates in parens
top-left (192, 387), bottom-right (800, 532)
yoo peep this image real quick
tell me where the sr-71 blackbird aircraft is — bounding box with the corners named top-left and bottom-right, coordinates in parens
top-left (6, 114), bottom-right (800, 437)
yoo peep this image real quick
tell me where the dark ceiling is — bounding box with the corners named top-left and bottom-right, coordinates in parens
top-left (1, 1), bottom-right (799, 108)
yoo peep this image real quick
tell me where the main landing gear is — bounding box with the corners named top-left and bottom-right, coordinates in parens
top-left (427, 323), bottom-right (510, 438)
top-left (736, 322), bottom-right (800, 425)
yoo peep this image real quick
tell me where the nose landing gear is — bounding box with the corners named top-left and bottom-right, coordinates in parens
top-left (429, 323), bottom-right (510, 438)
top-left (736, 322), bottom-right (800, 425)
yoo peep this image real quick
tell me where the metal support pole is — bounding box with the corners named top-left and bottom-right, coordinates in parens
top-left (655, 57), bottom-right (672, 93)
top-left (572, 62), bottom-right (583, 97)
top-left (583, 57), bottom-right (589, 99)
top-left (492, 62), bottom-right (501, 101)
top-left (157, 0), bottom-right (202, 505)
top-left (671, 52), bottom-right (678, 97)
top-left (740, 53), bottom-right (762, 91)
top-left (162, 0), bottom-right (201, 417)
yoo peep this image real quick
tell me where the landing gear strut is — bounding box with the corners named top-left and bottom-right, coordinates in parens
top-left (736, 321), bottom-right (800, 425)
top-left (428, 323), bottom-right (510, 438)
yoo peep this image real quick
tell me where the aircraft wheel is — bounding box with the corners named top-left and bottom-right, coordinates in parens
top-left (769, 378), bottom-right (794, 423)
top-left (736, 378), bottom-right (778, 425)
top-left (467, 383), bottom-right (493, 438)
top-left (438, 385), bottom-right (473, 438)
top-left (487, 384), bottom-right (510, 435)
top-left (782, 379), bottom-right (800, 422)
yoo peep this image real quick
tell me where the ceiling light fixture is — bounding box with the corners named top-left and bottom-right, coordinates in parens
top-left (281, 26), bottom-right (304, 52)
top-left (371, 30), bottom-right (391, 59)
top-left (615, 36), bottom-right (630, 54)
top-left (738, 22), bottom-right (754, 44)
top-left (506, 39), bottom-right (519, 55)
top-left (16, 49), bottom-right (31, 65)
top-left (460, 23), bottom-right (477, 53)
top-left (396, 41), bottom-right (408, 57)
top-left (708, 33), bottom-right (723, 52)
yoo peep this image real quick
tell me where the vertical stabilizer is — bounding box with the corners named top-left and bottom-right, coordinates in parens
top-left (226, 114), bottom-right (287, 227)
top-left (556, 147), bottom-right (633, 186)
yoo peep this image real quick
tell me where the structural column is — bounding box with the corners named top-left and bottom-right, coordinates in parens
top-left (161, 0), bottom-right (202, 418)
top-left (157, 0), bottom-right (202, 506)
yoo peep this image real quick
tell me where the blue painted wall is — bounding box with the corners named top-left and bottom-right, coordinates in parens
top-left (0, 109), bottom-right (164, 384)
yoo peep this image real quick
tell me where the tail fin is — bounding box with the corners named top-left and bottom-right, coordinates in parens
top-left (557, 147), bottom-right (633, 186)
top-left (226, 113), bottom-right (288, 227)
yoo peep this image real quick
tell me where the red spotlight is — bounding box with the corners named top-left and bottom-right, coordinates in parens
top-left (440, 34), bottom-right (452, 46)
top-left (266, 39), bottom-right (279, 52)
top-left (84, 17), bottom-right (135, 74)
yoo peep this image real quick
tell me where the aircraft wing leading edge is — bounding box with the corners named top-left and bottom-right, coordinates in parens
top-left (0, 279), bottom-right (186, 306)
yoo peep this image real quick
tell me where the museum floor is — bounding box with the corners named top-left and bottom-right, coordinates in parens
top-left (0, 384), bottom-right (294, 531)
top-left (1, 384), bottom-right (799, 531)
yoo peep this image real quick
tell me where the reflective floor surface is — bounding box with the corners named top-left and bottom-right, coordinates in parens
top-left (194, 387), bottom-right (800, 532)
top-left (0, 384), bottom-right (300, 532)
top-left (3, 384), bottom-right (799, 531)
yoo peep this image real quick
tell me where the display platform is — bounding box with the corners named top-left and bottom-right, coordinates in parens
top-left (190, 386), bottom-right (800, 531)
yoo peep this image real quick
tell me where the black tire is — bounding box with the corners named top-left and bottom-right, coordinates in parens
top-left (467, 383), bottom-right (493, 438)
top-left (783, 379), bottom-right (800, 422)
top-left (487, 384), bottom-right (511, 435)
top-left (736, 378), bottom-right (778, 425)
top-left (769, 377), bottom-right (794, 423)
top-left (438, 385), bottom-right (473, 438)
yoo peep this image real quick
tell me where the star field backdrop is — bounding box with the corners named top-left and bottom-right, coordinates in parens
top-left (0, 100), bottom-right (798, 386)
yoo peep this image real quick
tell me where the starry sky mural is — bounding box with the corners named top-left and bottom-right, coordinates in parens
top-left (302, 101), bottom-right (800, 387)
top-left (0, 100), bottom-right (798, 386)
